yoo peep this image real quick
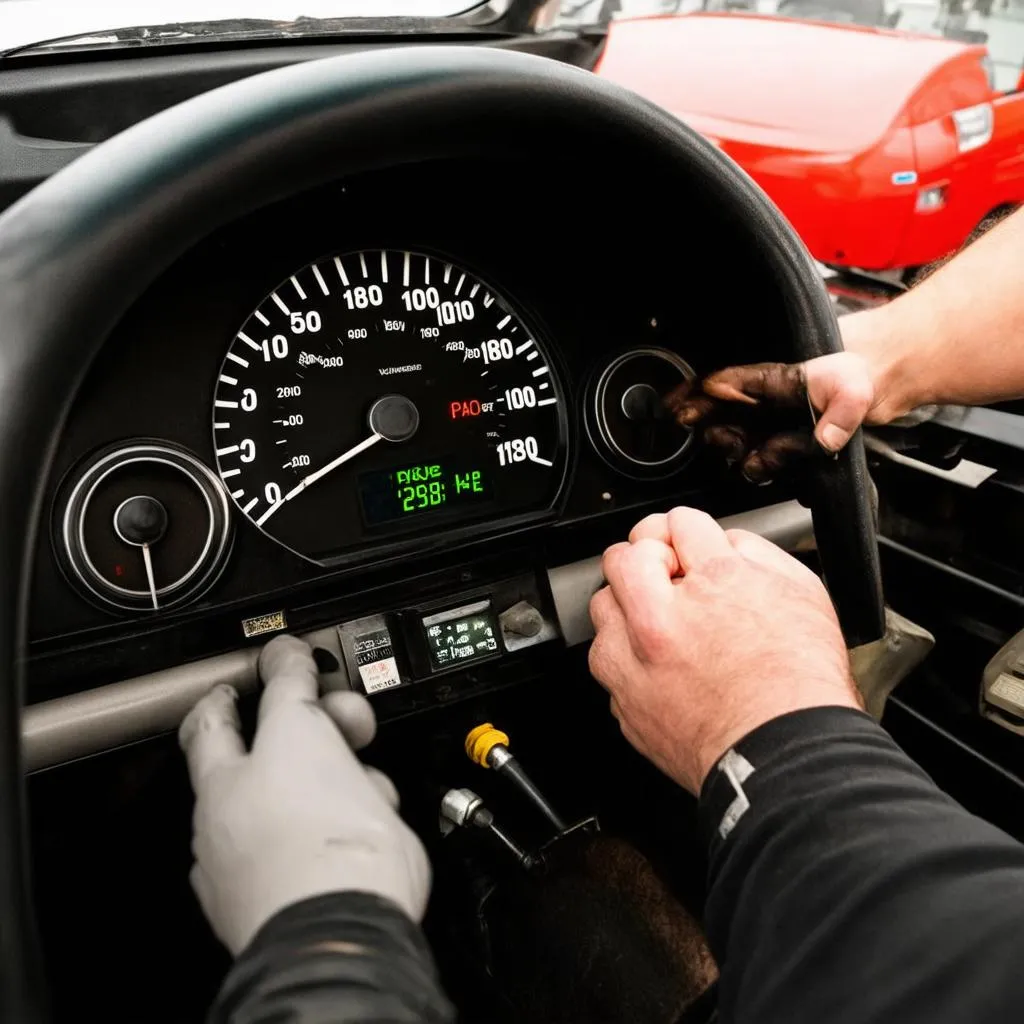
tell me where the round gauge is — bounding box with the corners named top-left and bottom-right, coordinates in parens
top-left (587, 348), bottom-right (695, 478)
top-left (213, 249), bottom-right (567, 563)
top-left (56, 442), bottom-right (232, 612)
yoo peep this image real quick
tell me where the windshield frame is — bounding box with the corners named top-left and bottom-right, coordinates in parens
top-left (0, 0), bottom-right (530, 61)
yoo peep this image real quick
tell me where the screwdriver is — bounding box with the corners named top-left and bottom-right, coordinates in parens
top-left (439, 788), bottom-right (535, 870)
top-left (465, 723), bottom-right (568, 833)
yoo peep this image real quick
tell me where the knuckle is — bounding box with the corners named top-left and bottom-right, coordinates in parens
top-left (631, 536), bottom-right (663, 559)
top-left (589, 586), bottom-right (610, 625)
top-left (785, 362), bottom-right (806, 391)
top-left (821, 354), bottom-right (874, 408)
top-left (741, 452), bottom-right (775, 484)
top-left (695, 554), bottom-right (742, 590)
top-left (184, 706), bottom-right (226, 744)
top-left (630, 616), bottom-right (672, 661)
top-left (629, 513), bottom-right (665, 542)
top-left (668, 505), bottom-right (717, 534)
top-left (846, 377), bottom-right (875, 409)
top-left (724, 527), bottom-right (758, 551)
top-left (588, 634), bottom-right (609, 679)
top-left (601, 541), bottom-right (627, 576)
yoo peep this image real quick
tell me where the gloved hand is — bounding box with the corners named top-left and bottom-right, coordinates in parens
top-left (664, 352), bottom-right (878, 483)
top-left (179, 634), bottom-right (430, 956)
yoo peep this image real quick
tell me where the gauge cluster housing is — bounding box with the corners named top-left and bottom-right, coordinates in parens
top-left (210, 247), bottom-right (570, 564)
top-left (28, 155), bottom-right (797, 700)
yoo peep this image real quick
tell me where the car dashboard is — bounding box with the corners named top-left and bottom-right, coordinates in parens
top-left (25, 150), bottom-right (797, 724)
top-left (4, 19), bottom-right (1023, 1024)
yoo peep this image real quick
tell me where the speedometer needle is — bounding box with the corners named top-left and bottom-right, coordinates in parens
top-left (255, 396), bottom-right (420, 527)
top-left (285, 432), bottom-right (383, 499)
top-left (257, 432), bottom-right (383, 526)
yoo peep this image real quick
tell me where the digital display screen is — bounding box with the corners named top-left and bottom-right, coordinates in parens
top-left (422, 601), bottom-right (501, 670)
top-left (359, 459), bottom-right (493, 526)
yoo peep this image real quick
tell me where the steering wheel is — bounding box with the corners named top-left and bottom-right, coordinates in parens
top-left (0, 47), bottom-right (883, 1019)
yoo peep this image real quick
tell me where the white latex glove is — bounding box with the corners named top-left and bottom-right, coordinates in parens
top-left (179, 634), bottom-right (430, 956)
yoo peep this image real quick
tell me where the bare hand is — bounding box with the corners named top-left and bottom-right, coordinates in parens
top-left (665, 352), bottom-right (878, 482)
top-left (588, 508), bottom-right (861, 794)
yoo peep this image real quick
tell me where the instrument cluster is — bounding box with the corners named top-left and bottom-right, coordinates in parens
top-left (35, 158), bottom-right (776, 641)
top-left (51, 248), bottom-right (695, 613)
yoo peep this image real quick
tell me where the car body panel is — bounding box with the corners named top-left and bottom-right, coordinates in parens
top-left (596, 12), bottom-right (1024, 270)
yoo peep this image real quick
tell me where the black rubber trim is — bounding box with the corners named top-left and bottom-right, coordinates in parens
top-left (0, 45), bottom-right (883, 1019)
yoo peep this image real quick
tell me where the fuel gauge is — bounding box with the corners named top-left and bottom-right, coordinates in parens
top-left (55, 442), bottom-right (232, 613)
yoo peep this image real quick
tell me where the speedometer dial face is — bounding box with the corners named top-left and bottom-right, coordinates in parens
top-left (212, 250), bottom-right (567, 563)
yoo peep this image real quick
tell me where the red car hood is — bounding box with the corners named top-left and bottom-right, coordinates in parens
top-left (596, 13), bottom-right (983, 154)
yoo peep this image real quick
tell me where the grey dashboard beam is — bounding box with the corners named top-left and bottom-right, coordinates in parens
top-left (22, 649), bottom-right (261, 773)
top-left (547, 499), bottom-right (814, 646)
top-left (23, 500), bottom-right (813, 773)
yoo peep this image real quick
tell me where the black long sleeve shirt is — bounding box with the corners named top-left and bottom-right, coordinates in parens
top-left (700, 706), bottom-right (1024, 1023)
top-left (211, 706), bottom-right (1024, 1023)
top-left (208, 892), bottom-right (454, 1024)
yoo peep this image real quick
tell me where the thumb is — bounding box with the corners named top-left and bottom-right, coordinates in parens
top-left (805, 352), bottom-right (875, 453)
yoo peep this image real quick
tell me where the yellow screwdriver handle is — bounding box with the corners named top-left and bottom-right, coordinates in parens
top-left (465, 723), bottom-right (509, 767)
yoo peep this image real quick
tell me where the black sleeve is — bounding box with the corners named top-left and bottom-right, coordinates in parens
top-left (208, 892), bottom-right (455, 1024)
top-left (699, 706), bottom-right (1024, 1024)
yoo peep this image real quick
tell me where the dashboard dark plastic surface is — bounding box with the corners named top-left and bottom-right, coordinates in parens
top-left (27, 159), bottom-right (792, 696)
top-left (0, 34), bottom-right (598, 211)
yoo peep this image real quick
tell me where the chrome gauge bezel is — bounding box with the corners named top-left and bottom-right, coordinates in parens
top-left (586, 347), bottom-right (696, 479)
top-left (55, 441), bottom-right (232, 613)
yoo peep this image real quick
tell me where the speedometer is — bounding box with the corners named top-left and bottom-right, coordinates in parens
top-left (212, 249), bottom-right (567, 563)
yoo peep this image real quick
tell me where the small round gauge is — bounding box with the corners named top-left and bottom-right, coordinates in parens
top-left (587, 348), bottom-right (695, 478)
top-left (55, 442), bottom-right (232, 612)
top-left (212, 249), bottom-right (568, 563)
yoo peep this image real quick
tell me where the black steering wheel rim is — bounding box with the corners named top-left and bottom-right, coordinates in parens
top-left (0, 46), bottom-right (883, 1019)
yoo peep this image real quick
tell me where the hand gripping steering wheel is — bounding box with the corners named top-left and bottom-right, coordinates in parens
top-left (0, 47), bottom-right (883, 1018)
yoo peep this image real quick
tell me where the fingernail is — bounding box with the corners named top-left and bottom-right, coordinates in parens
top-left (819, 424), bottom-right (850, 452)
top-left (740, 459), bottom-right (765, 484)
top-left (741, 468), bottom-right (773, 487)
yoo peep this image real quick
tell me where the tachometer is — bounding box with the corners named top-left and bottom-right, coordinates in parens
top-left (212, 250), bottom-right (567, 563)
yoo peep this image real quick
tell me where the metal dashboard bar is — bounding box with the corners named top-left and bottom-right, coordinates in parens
top-left (23, 500), bottom-right (813, 772)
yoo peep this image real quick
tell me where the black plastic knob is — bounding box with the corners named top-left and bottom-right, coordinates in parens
top-left (113, 495), bottom-right (168, 547)
top-left (621, 382), bottom-right (668, 422)
top-left (369, 394), bottom-right (420, 442)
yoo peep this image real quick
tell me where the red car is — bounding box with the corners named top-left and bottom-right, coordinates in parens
top-left (595, 12), bottom-right (1024, 276)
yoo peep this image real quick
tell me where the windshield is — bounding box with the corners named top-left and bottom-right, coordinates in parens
top-left (556, 1), bottom-right (1021, 91)
top-left (4, 0), bottom-right (1022, 283)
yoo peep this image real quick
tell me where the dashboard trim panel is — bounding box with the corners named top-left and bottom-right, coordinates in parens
top-left (23, 500), bottom-right (813, 773)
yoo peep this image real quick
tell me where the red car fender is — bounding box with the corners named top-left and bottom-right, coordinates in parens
top-left (595, 13), bottom-right (1024, 272)
top-left (893, 52), bottom-right (1008, 267)
top-left (895, 89), bottom-right (1024, 265)
top-left (725, 120), bottom-right (917, 270)
top-left (820, 118), bottom-right (919, 269)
